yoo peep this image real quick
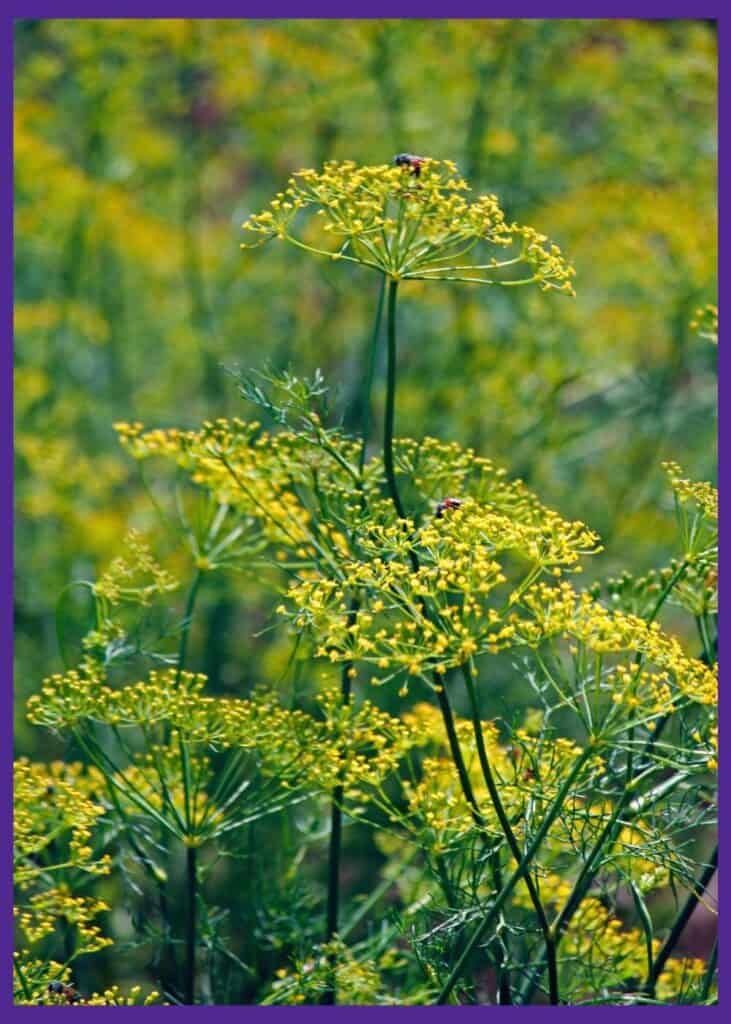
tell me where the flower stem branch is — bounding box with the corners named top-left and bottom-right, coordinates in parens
top-left (436, 748), bottom-right (591, 1004)
top-left (184, 844), bottom-right (197, 1004)
top-left (383, 278), bottom-right (407, 522)
top-left (359, 274), bottom-right (386, 476)
top-left (461, 665), bottom-right (559, 1004)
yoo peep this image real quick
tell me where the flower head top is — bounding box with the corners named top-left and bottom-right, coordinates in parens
top-left (242, 159), bottom-right (576, 292)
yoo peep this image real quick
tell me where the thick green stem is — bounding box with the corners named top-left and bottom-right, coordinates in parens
top-left (322, 601), bottom-right (359, 1005)
top-left (176, 570), bottom-right (203, 686)
top-left (358, 274), bottom-right (386, 476)
top-left (462, 666), bottom-right (558, 1004)
top-left (383, 278), bottom-right (420, 578)
top-left (184, 845), bottom-right (197, 1004)
top-left (383, 278), bottom-right (407, 522)
top-left (434, 683), bottom-right (483, 826)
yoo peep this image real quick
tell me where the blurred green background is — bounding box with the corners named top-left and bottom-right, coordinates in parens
top-left (14, 18), bottom-right (717, 999)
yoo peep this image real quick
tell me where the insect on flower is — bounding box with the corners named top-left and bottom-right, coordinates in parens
top-left (393, 153), bottom-right (427, 177)
top-left (47, 981), bottom-right (82, 1004)
top-left (435, 497), bottom-right (464, 518)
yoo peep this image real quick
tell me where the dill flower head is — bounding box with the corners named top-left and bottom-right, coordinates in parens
top-left (663, 460), bottom-right (718, 524)
top-left (242, 158), bottom-right (576, 291)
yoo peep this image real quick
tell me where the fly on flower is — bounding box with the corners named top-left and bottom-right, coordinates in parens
top-left (435, 497), bottom-right (463, 519)
top-left (47, 981), bottom-right (82, 1004)
top-left (393, 153), bottom-right (427, 177)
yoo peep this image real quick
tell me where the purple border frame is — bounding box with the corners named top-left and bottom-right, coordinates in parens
top-left (3, 5), bottom-right (721, 1017)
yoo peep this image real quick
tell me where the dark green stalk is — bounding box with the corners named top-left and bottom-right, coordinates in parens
top-left (434, 679), bottom-right (513, 1004)
top-left (383, 279), bottom-right (408, 522)
top-left (436, 748), bottom-right (591, 1004)
top-left (184, 845), bottom-right (198, 1005)
top-left (176, 570), bottom-right (203, 686)
top-left (461, 666), bottom-right (558, 1004)
top-left (358, 274), bottom-right (386, 476)
top-left (644, 845), bottom-right (717, 997)
top-left (434, 683), bottom-right (483, 825)
top-left (322, 602), bottom-right (359, 1006)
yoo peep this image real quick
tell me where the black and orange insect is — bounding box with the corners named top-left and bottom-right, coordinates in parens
top-left (47, 981), bottom-right (82, 1004)
top-left (435, 497), bottom-right (463, 518)
top-left (393, 153), bottom-right (427, 177)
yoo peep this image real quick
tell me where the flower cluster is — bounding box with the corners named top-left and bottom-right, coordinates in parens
top-left (663, 461), bottom-right (718, 526)
top-left (16, 963), bottom-right (162, 1008)
top-left (284, 493), bottom-right (599, 687)
top-left (242, 159), bottom-right (576, 291)
top-left (14, 759), bottom-right (112, 960)
top-left (93, 528), bottom-right (178, 606)
top-left (115, 418), bottom-right (371, 555)
top-left (516, 580), bottom-right (717, 716)
top-left (28, 662), bottom-right (416, 819)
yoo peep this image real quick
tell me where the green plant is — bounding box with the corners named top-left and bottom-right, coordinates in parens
top-left (17, 157), bottom-right (717, 1006)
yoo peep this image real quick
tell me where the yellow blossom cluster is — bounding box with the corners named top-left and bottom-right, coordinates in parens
top-left (291, 688), bottom-right (415, 799)
top-left (663, 461), bottom-right (718, 525)
top-left (28, 665), bottom-right (415, 813)
top-left (93, 528), bottom-right (178, 606)
top-left (71, 985), bottom-right (162, 1007)
top-left (14, 760), bottom-right (112, 961)
top-left (114, 424), bottom-right (599, 600)
top-left (656, 956), bottom-right (714, 1002)
top-left (516, 581), bottom-right (717, 712)
top-left (242, 159), bottom-right (576, 292)
top-left (285, 494), bottom-right (599, 684)
top-left (15, 960), bottom-right (162, 1007)
top-left (115, 418), bottom-right (365, 552)
top-left (14, 759), bottom-right (109, 885)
